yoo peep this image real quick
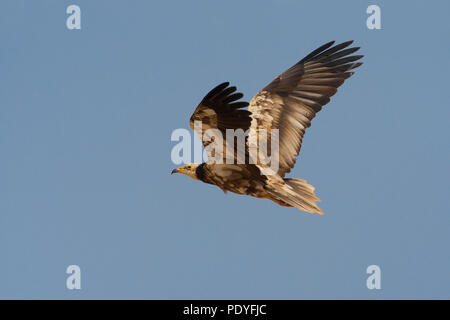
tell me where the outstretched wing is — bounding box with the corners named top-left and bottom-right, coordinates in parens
top-left (190, 82), bottom-right (251, 163)
top-left (247, 40), bottom-right (363, 177)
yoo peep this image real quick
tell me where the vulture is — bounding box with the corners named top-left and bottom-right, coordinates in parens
top-left (171, 41), bottom-right (363, 214)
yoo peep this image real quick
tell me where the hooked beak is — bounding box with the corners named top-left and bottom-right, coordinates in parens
top-left (171, 168), bottom-right (178, 175)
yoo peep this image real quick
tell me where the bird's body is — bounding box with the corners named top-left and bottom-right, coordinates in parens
top-left (172, 41), bottom-right (363, 214)
top-left (196, 163), bottom-right (267, 198)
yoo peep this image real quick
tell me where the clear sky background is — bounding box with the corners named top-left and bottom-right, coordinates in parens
top-left (1, 0), bottom-right (449, 299)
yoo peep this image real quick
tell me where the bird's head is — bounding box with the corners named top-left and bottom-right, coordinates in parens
top-left (171, 163), bottom-right (200, 180)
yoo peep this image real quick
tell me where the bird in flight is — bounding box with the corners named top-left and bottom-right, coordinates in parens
top-left (172, 41), bottom-right (363, 214)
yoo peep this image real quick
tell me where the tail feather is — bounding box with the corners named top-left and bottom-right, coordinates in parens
top-left (267, 178), bottom-right (323, 214)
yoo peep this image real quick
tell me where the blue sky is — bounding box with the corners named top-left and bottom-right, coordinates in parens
top-left (1, 0), bottom-right (449, 299)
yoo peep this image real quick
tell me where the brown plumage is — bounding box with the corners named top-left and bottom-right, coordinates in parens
top-left (172, 41), bottom-right (363, 214)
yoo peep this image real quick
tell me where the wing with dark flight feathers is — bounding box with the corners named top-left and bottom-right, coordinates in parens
top-left (247, 40), bottom-right (363, 177)
top-left (190, 82), bottom-right (251, 163)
